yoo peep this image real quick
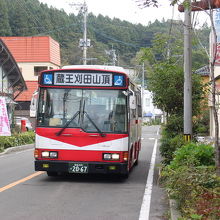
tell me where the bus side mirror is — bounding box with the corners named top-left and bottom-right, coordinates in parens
top-left (30, 91), bottom-right (38, 118)
top-left (129, 95), bottom-right (136, 109)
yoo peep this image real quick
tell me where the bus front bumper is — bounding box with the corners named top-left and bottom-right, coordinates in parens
top-left (35, 160), bottom-right (128, 175)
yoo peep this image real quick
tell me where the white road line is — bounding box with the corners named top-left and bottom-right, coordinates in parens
top-left (157, 127), bottom-right (160, 135)
top-left (139, 138), bottom-right (158, 220)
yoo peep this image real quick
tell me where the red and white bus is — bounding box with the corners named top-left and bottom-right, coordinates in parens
top-left (34, 65), bottom-right (142, 177)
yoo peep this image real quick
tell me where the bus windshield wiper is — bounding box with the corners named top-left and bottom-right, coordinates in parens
top-left (81, 100), bottom-right (105, 137)
top-left (83, 111), bottom-right (106, 137)
top-left (56, 110), bottom-right (80, 136)
top-left (56, 100), bottom-right (82, 136)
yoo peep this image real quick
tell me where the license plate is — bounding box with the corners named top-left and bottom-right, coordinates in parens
top-left (68, 163), bottom-right (88, 174)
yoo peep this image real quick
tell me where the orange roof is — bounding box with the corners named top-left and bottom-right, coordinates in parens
top-left (15, 81), bottom-right (38, 102)
top-left (0, 36), bottom-right (60, 66)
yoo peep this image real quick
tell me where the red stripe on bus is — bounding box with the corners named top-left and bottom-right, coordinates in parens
top-left (36, 128), bottom-right (128, 147)
top-left (36, 149), bottom-right (125, 162)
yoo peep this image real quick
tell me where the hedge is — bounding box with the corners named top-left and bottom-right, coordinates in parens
top-left (0, 131), bottom-right (35, 153)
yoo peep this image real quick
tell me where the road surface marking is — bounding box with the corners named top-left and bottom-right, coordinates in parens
top-left (0, 171), bottom-right (44, 193)
top-left (157, 127), bottom-right (160, 135)
top-left (139, 135), bottom-right (158, 220)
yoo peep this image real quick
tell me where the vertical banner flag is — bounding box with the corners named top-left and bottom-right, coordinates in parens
top-left (0, 97), bottom-right (11, 136)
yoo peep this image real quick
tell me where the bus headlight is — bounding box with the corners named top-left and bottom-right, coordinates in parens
top-left (103, 153), bottom-right (120, 161)
top-left (112, 153), bottom-right (120, 160)
top-left (103, 153), bottom-right (112, 160)
top-left (49, 151), bottom-right (58, 158)
top-left (42, 151), bottom-right (49, 158)
top-left (42, 151), bottom-right (58, 158)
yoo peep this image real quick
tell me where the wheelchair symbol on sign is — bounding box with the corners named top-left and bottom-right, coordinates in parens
top-left (114, 76), bottom-right (123, 86)
top-left (44, 74), bottom-right (52, 85)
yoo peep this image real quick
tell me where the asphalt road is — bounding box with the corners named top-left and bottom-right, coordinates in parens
top-left (0, 125), bottom-right (168, 220)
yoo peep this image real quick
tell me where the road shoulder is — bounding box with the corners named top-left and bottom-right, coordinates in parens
top-left (0, 144), bottom-right (34, 156)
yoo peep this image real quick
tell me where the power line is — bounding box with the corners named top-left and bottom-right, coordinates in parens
top-left (88, 26), bottom-right (141, 48)
top-left (16, 0), bottom-right (46, 33)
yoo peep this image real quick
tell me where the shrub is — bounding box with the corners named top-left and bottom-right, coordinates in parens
top-left (161, 166), bottom-right (220, 219)
top-left (169, 143), bottom-right (215, 169)
top-left (160, 132), bottom-right (187, 165)
top-left (165, 114), bottom-right (183, 137)
top-left (0, 131), bottom-right (35, 153)
top-left (161, 142), bottom-right (219, 219)
top-left (193, 109), bottom-right (210, 136)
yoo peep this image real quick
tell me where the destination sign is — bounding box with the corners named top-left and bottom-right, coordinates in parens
top-left (53, 72), bottom-right (113, 86)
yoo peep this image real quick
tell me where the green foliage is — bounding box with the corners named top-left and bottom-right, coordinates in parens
top-left (165, 114), bottom-right (183, 137)
top-left (194, 110), bottom-right (210, 135)
top-left (0, 132), bottom-right (35, 153)
top-left (146, 61), bottom-right (204, 118)
top-left (169, 143), bottom-right (215, 169)
top-left (148, 63), bottom-right (184, 115)
top-left (161, 142), bottom-right (220, 219)
top-left (162, 165), bottom-right (220, 219)
top-left (0, 0), bottom-right (12, 35)
top-left (160, 129), bottom-right (187, 165)
top-left (0, 0), bottom-right (210, 67)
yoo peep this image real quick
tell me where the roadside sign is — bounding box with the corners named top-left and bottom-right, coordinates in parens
top-left (0, 97), bottom-right (11, 136)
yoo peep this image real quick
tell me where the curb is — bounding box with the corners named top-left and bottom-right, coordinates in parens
top-left (169, 199), bottom-right (181, 220)
top-left (0, 144), bottom-right (34, 156)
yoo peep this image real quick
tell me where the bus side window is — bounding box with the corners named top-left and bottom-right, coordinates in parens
top-left (136, 92), bottom-right (142, 117)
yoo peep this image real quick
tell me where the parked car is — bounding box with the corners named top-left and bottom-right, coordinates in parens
top-left (14, 117), bottom-right (33, 131)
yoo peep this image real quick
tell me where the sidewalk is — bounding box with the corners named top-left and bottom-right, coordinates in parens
top-left (0, 143), bottom-right (34, 156)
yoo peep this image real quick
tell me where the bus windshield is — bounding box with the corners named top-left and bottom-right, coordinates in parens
top-left (37, 88), bottom-right (128, 133)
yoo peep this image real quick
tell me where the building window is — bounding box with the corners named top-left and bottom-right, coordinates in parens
top-left (34, 66), bottom-right (48, 76)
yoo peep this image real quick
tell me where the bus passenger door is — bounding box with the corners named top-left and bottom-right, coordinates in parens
top-left (129, 91), bottom-right (137, 167)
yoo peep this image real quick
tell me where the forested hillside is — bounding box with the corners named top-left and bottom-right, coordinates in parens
top-left (0, 0), bottom-right (210, 68)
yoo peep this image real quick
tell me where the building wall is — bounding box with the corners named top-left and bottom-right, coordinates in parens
top-left (209, 66), bottom-right (220, 138)
top-left (0, 66), bottom-right (13, 95)
top-left (18, 62), bottom-right (59, 81)
top-left (49, 38), bottom-right (61, 66)
top-left (142, 90), bottom-right (163, 122)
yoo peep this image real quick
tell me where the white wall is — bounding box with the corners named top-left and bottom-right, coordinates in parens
top-left (18, 62), bottom-right (60, 81)
top-left (142, 90), bottom-right (163, 122)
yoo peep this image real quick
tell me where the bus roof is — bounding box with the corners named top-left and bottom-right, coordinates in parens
top-left (62, 65), bottom-right (125, 73)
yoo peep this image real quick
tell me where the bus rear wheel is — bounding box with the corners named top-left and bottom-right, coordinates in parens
top-left (47, 171), bottom-right (58, 177)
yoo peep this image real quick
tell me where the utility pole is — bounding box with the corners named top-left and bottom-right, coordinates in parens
top-left (183, 0), bottom-right (192, 141)
top-left (105, 47), bottom-right (117, 66)
top-left (142, 63), bottom-right (145, 117)
top-left (70, 1), bottom-right (90, 65)
top-left (82, 1), bottom-right (88, 65)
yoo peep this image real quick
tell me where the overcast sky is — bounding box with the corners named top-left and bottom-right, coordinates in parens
top-left (39, 0), bottom-right (210, 27)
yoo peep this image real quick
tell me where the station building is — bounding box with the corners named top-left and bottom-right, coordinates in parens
top-left (0, 38), bottom-right (26, 125)
top-left (0, 36), bottom-right (61, 122)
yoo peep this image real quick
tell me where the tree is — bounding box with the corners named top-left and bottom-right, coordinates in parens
top-left (137, 32), bottom-right (204, 130)
top-left (0, 0), bottom-right (12, 36)
top-left (135, 0), bottom-right (159, 7)
top-left (136, 0), bottom-right (220, 174)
